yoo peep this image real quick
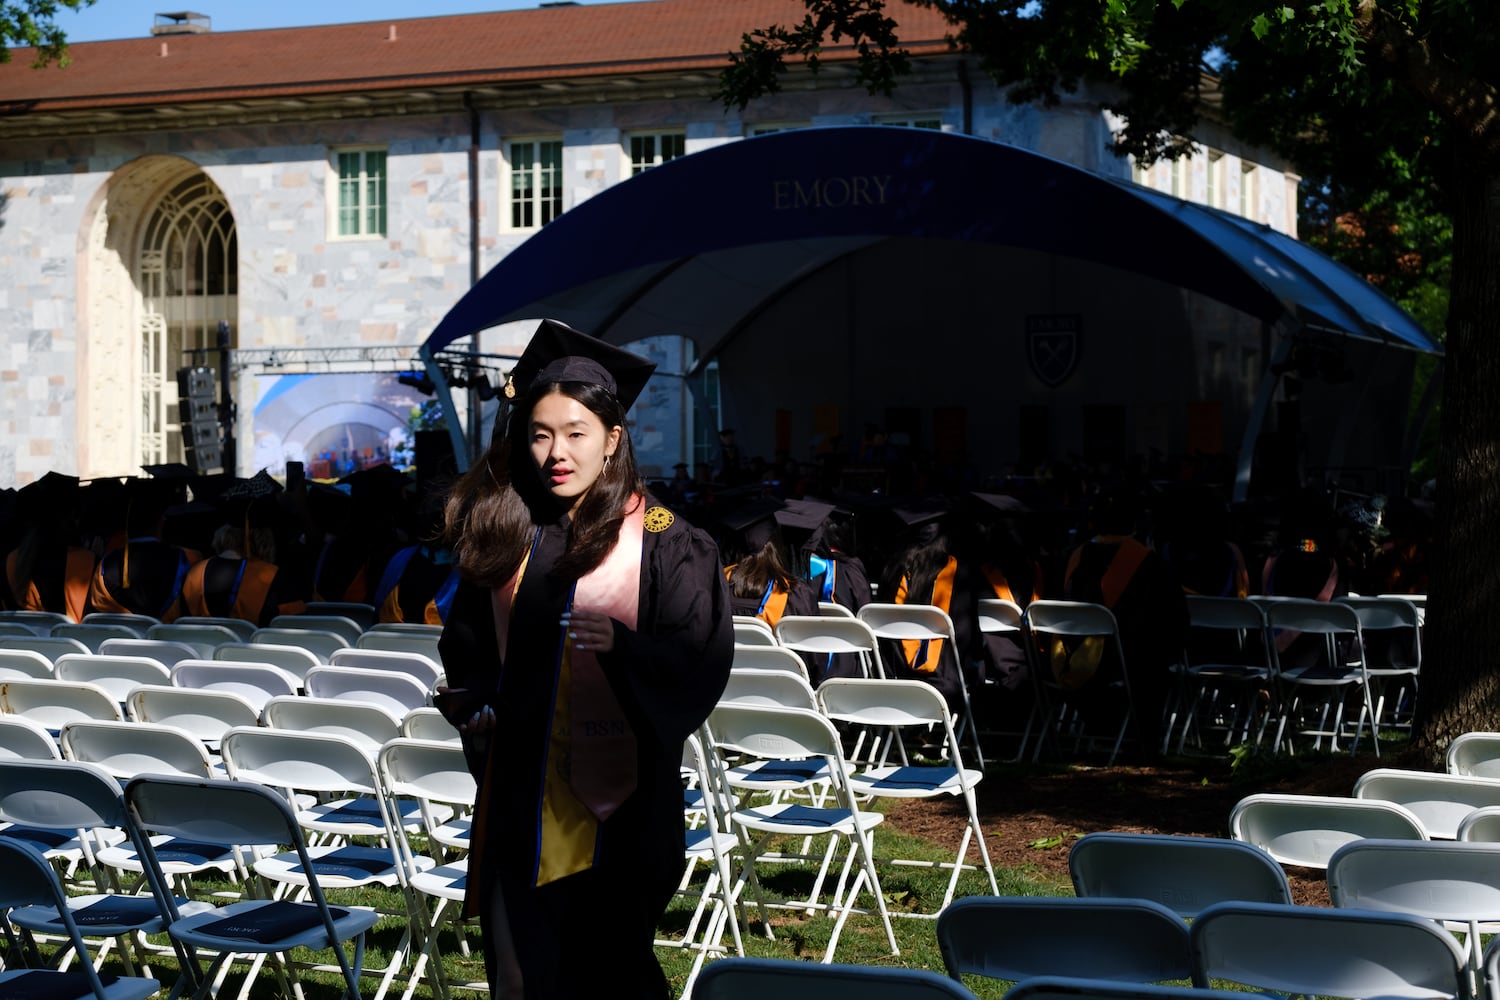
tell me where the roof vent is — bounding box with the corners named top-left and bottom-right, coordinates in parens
top-left (151, 11), bottom-right (211, 35)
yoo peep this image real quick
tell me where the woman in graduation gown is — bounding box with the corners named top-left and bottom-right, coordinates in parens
top-left (436, 320), bottom-right (733, 999)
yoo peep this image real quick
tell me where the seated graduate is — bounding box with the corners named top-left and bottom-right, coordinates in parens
top-left (89, 478), bottom-right (197, 621)
top-left (717, 496), bottom-right (819, 628)
top-left (371, 486), bottom-right (459, 626)
top-left (1060, 487), bottom-right (1188, 756)
top-left (876, 500), bottom-right (982, 711)
top-left (3, 472), bottom-right (95, 622)
top-left (435, 320), bottom-right (733, 999)
top-left (175, 493), bottom-right (305, 627)
top-left (967, 491), bottom-right (1045, 696)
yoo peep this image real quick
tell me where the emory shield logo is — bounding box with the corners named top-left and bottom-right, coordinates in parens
top-left (1026, 315), bottom-right (1082, 388)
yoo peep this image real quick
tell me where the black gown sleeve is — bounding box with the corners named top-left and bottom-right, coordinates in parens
top-left (437, 578), bottom-right (501, 694)
top-left (599, 517), bottom-right (733, 752)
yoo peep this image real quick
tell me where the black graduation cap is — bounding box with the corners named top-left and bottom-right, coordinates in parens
top-left (716, 496), bottom-right (785, 553)
top-left (218, 469), bottom-right (284, 502)
top-left (493, 319), bottom-right (657, 442)
top-left (968, 492), bottom-right (1032, 516)
top-left (337, 463), bottom-right (410, 502)
top-left (142, 463), bottom-right (198, 481)
top-left (889, 497), bottom-right (952, 530)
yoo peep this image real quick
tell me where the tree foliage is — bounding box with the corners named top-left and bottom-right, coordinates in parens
top-left (1, 0), bottom-right (95, 68)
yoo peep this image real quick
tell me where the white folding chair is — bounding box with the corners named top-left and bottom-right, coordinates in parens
top-left (1329, 837), bottom-right (1500, 982)
top-left (0, 714), bottom-right (62, 760)
top-left (1023, 600), bottom-right (1136, 764)
top-left (1190, 899), bottom-right (1470, 1000)
top-left (329, 647), bottom-right (443, 690)
top-left (376, 737), bottom-right (479, 1000)
top-left (213, 642), bottom-right (321, 684)
top-left (269, 614), bottom-right (365, 646)
top-left (774, 615), bottom-right (884, 678)
top-left (304, 664), bottom-right (430, 719)
top-left (1448, 732), bottom-right (1500, 779)
top-left (1230, 791), bottom-right (1428, 868)
top-left (400, 707), bottom-right (459, 744)
top-left (1458, 806), bottom-right (1500, 843)
top-left (303, 602), bottom-right (378, 631)
top-left (720, 668), bottom-right (818, 709)
top-left (0, 621), bottom-right (39, 638)
top-left (81, 612), bottom-right (160, 634)
top-left (54, 653), bottom-right (172, 705)
top-left (123, 774), bottom-right (382, 1000)
top-left (1354, 768), bottom-right (1500, 839)
top-left (858, 602), bottom-right (987, 769)
top-left (0, 634), bottom-right (90, 663)
top-left (0, 757), bottom-right (197, 984)
top-left (145, 622), bottom-right (241, 657)
top-left (170, 659), bottom-right (298, 712)
top-left (817, 601), bottom-right (856, 619)
top-left (0, 837), bottom-right (163, 1000)
top-left (1174, 596), bottom-right (1274, 753)
top-left (0, 677), bottom-right (123, 734)
top-left (98, 637), bottom-right (200, 668)
top-left (1005, 976), bottom-right (1267, 1000)
top-left (1338, 595), bottom-right (1421, 738)
top-left (0, 648), bottom-right (54, 679)
top-left (52, 622), bottom-right (146, 652)
top-left (733, 616), bottom-right (778, 646)
top-left (729, 644), bottom-right (810, 681)
top-left (1067, 832), bottom-right (1291, 917)
top-left (1265, 599), bottom-right (1375, 754)
top-left (126, 686), bottom-right (261, 753)
top-left (936, 895), bottom-right (1192, 987)
top-left (171, 617), bottom-right (257, 643)
top-left (248, 627), bottom-right (349, 663)
top-left (817, 677), bottom-right (998, 912)
top-left (694, 956), bottom-right (975, 1000)
top-left (354, 629), bottom-right (442, 662)
top-left (58, 720), bottom-right (247, 888)
top-left (659, 730), bottom-right (743, 996)
top-left (705, 702), bottom-right (898, 964)
top-left (262, 695), bottom-right (402, 758)
top-left (0, 609), bottom-right (71, 635)
top-left (218, 727), bottom-right (429, 998)
top-left (975, 597), bottom-right (1040, 762)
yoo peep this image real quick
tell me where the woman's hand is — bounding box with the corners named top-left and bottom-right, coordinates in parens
top-left (562, 609), bottom-right (616, 653)
top-left (435, 685), bottom-right (495, 735)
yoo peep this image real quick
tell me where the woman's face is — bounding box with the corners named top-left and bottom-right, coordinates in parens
top-left (528, 389), bottom-right (622, 512)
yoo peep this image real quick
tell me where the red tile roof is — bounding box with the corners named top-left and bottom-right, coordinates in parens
top-left (0, 0), bottom-right (956, 113)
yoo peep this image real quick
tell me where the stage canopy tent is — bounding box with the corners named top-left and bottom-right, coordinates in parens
top-left (424, 126), bottom-right (1438, 496)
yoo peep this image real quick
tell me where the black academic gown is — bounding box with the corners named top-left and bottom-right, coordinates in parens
top-left (88, 538), bottom-right (191, 620)
top-left (810, 552), bottom-right (873, 683)
top-left (437, 497), bottom-right (732, 999)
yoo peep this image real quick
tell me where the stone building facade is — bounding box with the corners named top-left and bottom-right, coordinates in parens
top-left (0, 0), bottom-right (1298, 485)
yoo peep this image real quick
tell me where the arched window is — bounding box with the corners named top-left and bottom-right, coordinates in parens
top-left (137, 173), bottom-right (237, 466)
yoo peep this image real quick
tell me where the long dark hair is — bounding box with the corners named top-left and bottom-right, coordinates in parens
top-left (443, 381), bottom-right (643, 587)
top-left (727, 537), bottom-right (796, 599)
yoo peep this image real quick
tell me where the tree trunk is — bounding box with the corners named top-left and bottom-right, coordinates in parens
top-left (1411, 164), bottom-right (1500, 766)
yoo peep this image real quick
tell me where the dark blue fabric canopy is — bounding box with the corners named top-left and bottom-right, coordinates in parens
top-left (425, 126), bottom-right (1437, 359)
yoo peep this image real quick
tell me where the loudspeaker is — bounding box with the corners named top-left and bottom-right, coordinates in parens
top-left (176, 366), bottom-right (222, 472)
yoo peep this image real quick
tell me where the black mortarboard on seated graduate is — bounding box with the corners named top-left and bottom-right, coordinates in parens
top-left (492, 319), bottom-right (657, 444)
top-left (888, 497), bottom-right (953, 543)
top-left (716, 496), bottom-right (786, 555)
top-left (776, 498), bottom-right (837, 553)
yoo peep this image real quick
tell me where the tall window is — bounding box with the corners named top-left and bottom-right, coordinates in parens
top-left (1169, 156), bottom-right (1185, 198)
top-left (508, 138), bottom-right (563, 229)
top-left (1240, 161), bottom-right (1258, 221)
top-left (1205, 150), bottom-right (1224, 209)
top-left (629, 132), bottom-right (685, 175)
top-left (335, 148), bottom-right (387, 238)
